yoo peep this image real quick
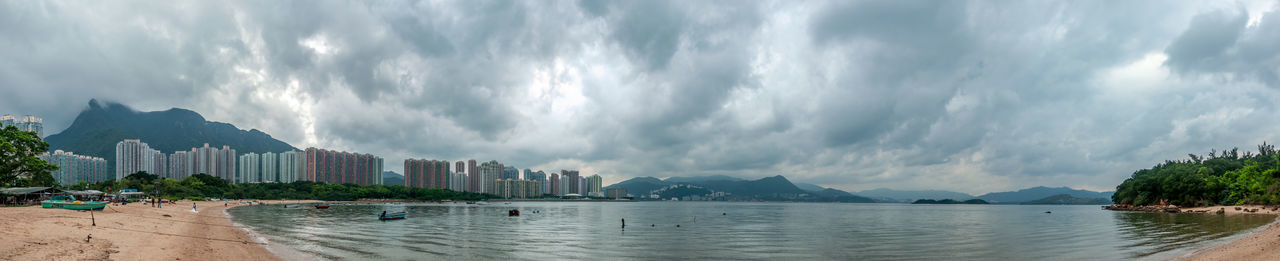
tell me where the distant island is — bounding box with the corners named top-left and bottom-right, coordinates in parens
top-left (911, 199), bottom-right (989, 204)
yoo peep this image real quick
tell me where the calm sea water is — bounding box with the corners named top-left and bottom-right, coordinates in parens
top-left (226, 202), bottom-right (1275, 260)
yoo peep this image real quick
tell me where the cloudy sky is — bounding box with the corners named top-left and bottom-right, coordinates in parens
top-left (3, 0), bottom-right (1279, 194)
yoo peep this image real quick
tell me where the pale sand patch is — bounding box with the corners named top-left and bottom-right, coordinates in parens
top-left (0, 200), bottom-right (316, 261)
top-left (1176, 205), bottom-right (1280, 261)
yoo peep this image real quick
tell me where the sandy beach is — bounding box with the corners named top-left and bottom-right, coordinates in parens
top-left (1178, 205), bottom-right (1280, 261)
top-left (0, 200), bottom-right (313, 261)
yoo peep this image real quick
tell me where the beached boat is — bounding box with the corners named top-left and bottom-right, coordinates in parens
top-left (41, 195), bottom-right (109, 211)
top-left (379, 212), bottom-right (407, 221)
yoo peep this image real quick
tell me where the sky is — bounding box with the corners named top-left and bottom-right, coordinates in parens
top-left (2, 0), bottom-right (1280, 195)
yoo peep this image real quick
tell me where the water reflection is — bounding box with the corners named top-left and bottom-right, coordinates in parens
top-left (227, 203), bottom-right (1275, 260)
top-left (1112, 212), bottom-right (1274, 258)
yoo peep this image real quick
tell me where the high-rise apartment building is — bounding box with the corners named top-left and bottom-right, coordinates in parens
top-left (39, 150), bottom-right (109, 185)
top-left (524, 170), bottom-right (547, 195)
top-left (218, 146), bottom-right (236, 183)
top-left (260, 152), bottom-right (277, 183)
top-left (587, 174), bottom-right (602, 196)
top-left (503, 166), bottom-right (519, 180)
top-left (467, 159), bottom-right (479, 192)
top-left (168, 151), bottom-right (189, 179)
top-left (478, 160), bottom-right (503, 194)
top-left (115, 139), bottom-right (165, 180)
top-left (450, 171), bottom-right (467, 192)
top-left (304, 147), bottom-right (383, 186)
top-left (562, 170), bottom-right (580, 195)
top-left (279, 150), bottom-right (301, 183)
top-left (152, 151), bottom-right (167, 178)
top-left (1, 115), bottom-right (44, 138)
top-left (404, 158), bottom-right (450, 189)
top-left (165, 143), bottom-right (237, 183)
top-left (550, 173), bottom-right (560, 196)
top-left (495, 179), bottom-right (542, 199)
top-left (238, 153), bottom-right (260, 183)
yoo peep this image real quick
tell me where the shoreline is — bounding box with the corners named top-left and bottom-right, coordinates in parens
top-left (1177, 205), bottom-right (1280, 261)
top-left (1105, 204), bottom-right (1280, 261)
top-left (0, 199), bottom-right (315, 260)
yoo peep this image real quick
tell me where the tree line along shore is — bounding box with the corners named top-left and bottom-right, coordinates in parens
top-left (1112, 142), bottom-right (1280, 208)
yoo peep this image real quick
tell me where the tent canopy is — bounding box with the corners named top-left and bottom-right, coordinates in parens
top-left (0, 187), bottom-right (61, 195)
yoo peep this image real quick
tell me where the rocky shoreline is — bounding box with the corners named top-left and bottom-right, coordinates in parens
top-left (1103, 204), bottom-right (1278, 214)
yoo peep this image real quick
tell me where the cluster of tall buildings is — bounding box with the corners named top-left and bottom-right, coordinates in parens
top-left (39, 150), bottom-right (109, 185)
top-left (115, 139), bottom-right (169, 180)
top-left (401, 157), bottom-right (604, 198)
top-left (495, 179), bottom-right (542, 198)
top-left (304, 147), bottom-right (384, 186)
top-left (404, 159), bottom-right (451, 189)
top-left (167, 143), bottom-right (238, 181)
top-left (9, 114), bottom-right (106, 185)
top-left (112, 139), bottom-right (383, 186)
top-left (10, 113), bottom-right (615, 192)
top-left (238, 151), bottom-right (304, 184)
top-left (1, 114), bottom-right (43, 138)
top-left (26, 123), bottom-right (609, 195)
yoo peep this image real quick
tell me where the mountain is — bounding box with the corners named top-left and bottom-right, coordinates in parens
top-left (794, 183), bottom-right (826, 192)
top-left (605, 177), bottom-right (669, 196)
top-left (977, 186), bottom-right (1114, 204)
top-left (855, 188), bottom-right (975, 203)
top-left (604, 175), bottom-right (875, 203)
top-left (1023, 194), bottom-right (1112, 205)
top-left (382, 171), bottom-right (404, 186)
top-left (663, 175), bottom-right (744, 184)
top-left (912, 199), bottom-right (989, 204)
top-left (45, 100), bottom-right (298, 169)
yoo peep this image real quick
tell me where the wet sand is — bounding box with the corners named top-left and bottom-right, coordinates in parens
top-left (0, 200), bottom-right (314, 261)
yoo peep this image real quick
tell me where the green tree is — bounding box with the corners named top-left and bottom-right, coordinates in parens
top-left (0, 125), bottom-right (58, 186)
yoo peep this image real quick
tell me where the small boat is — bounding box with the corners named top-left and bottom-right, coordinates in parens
top-left (465, 201), bottom-right (476, 205)
top-left (284, 204), bottom-right (301, 208)
top-left (315, 204), bottom-right (330, 209)
top-left (379, 212), bottom-right (407, 221)
top-left (41, 195), bottom-right (109, 211)
top-left (508, 209), bottom-right (520, 216)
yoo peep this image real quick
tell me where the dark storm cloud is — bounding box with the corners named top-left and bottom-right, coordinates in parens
top-left (3, 0), bottom-right (1280, 194)
top-left (1166, 6), bottom-right (1280, 85)
top-left (1164, 8), bottom-right (1249, 74)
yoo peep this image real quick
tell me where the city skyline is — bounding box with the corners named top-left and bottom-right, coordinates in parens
top-left (4, 1), bottom-right (1280, 195)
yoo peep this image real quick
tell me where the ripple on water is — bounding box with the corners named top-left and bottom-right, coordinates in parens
top-left (227, 203), bottom-right (1275, 260)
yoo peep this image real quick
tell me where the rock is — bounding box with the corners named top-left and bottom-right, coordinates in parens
top-left (1235, 207), bottom-right (1242, 210)
top-left (1164, 208), bottom-right (1180, 213)
top-left (1217, 208), bottom-right (1225, 214)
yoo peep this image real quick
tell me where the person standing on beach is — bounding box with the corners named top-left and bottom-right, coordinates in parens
top-left (193, 203), bottom-right (197, 212)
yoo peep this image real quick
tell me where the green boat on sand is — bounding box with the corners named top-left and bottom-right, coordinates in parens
top-left (41, 195), bottom-right (109, 211)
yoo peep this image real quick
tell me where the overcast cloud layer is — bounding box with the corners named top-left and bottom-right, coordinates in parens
top-left (3, 0), bottom-right (1280, 194)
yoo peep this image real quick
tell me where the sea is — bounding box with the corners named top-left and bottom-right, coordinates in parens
top-left (225, 202), bottom-right (1276, 260)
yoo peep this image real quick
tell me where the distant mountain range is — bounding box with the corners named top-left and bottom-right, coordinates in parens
top-left (605, 175), bottom-right (874, 202)
top-left (1023, 194), bottom-right (1111, 205)
top-left (849, 186), bottom-right (1114, 204)
top-left (45, 100), bottom-right (298, 169)
top-left (976, 186), bottom-right (1114, 204)
top-left (382, 171), bottom-right (404, 186)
